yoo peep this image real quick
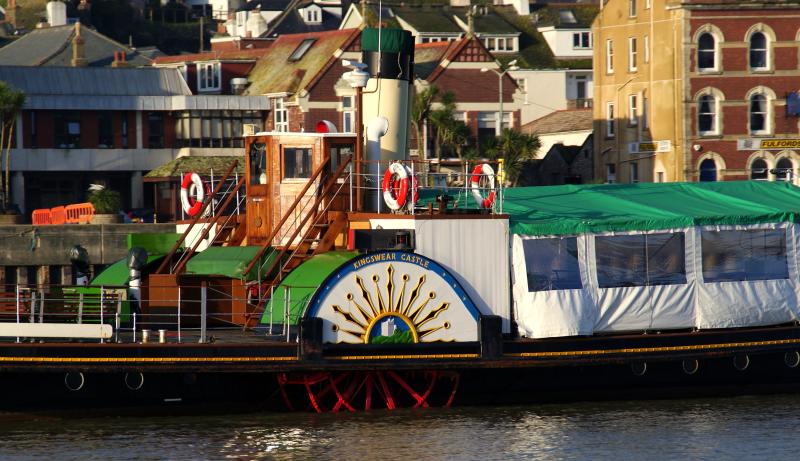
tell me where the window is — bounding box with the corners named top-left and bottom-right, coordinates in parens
top-left (749, 93), bottom-right (769, 134)
top-left (630, 162), bottom-right (639, 183)
top-left (628, 94), bottom-right (638, 126)
top-left (121, 113), bottom-right (129, 148)
top-left (197, 62), bottom-right (221, 92)
top-left (606, 163), bottom-right (617, 183)
top-left (775, 158), bottom-right (794, 181)
top-left (573, 31), bottom-right (591, 49)
top-left (97, 111), bottom-right (113, 148)
top-left (522, 237), bottom-right (582, 292)
top-left (289, 39), bottom-right (316, 62)
top-left (249, 142), bottom-right (267, 185)
top-left (606, 102), bottom-right (615, 137)
top-left (329, 143), bottom-right (354, 175)
top-left (283, 147), bottom-right (312, 179)
top-left (699, 158), bottom-right (717, 182)
top-left (645, 0), bottom-right (650, 8)
top-left (147, 112), bottom-right (164, 148)
top-left (628, 37), bottom-right (637, 71)
top-left (656, 171), bottom-right (664, 182)
top-left (642, 96), bottom-right (649, 129)
top-left (595, 233), bottom-right (687, 288)
top-left (750, 158), bottom-right (768, 180)
top-left (749, 32), bottom-right (768, 70)
top-left (342, 96), bottom-right (355, 133)
top-left (701, 229), bottom-right (788, 282)
top-left (274, 98), bottom-right (288, 132)
top-left (698, 94), bottom-right (717, 135)
top-left (629, 0), bottom-right (636, 16)
top-left (305, 7), bottom-right (320, 23)
top-left (606, 40), bottom-right (614, 73)
top-left (644, 35), bottom-right (649, 63)
top-left (697, 33), bottom-right (716, 70)
top-left (53, 111), bottom-right (81, 148)
top-left (29, 112), bottom-right (37, 148)
top-left (175, 110), bottom-right (262, 148)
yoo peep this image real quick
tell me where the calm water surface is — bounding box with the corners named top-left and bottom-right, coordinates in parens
top-left (2, 394), bottom-right (800, 460)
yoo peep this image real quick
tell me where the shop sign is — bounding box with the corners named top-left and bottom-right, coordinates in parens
top-left (737, 138), bottom-right (800, 150)
top-left (628, 140), bottom-right (672, 154)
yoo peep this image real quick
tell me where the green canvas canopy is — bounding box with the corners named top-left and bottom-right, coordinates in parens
top-left (260, 251), bottom-right (357, 326)
top-left (91, 254), bottom-right (163, 286)
top-left (184, 246), bottom-right (277, 281)
top-left (505, 181), bottom-right (800, 236)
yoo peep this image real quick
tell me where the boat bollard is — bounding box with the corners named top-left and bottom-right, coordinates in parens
top-left (158, 329), bottom-right (167, 344)
top-left (141, 329), bottom-right (150, 343)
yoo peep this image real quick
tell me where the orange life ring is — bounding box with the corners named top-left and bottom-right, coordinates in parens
top-left (382, 162), bottom-right (409, 210)
top-left (180, 172), bottom-right (206, 217)
top-left (470, 163), bottom-right (496, 209)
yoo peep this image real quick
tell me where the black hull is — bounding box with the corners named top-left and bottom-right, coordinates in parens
top-left (3, 325), bottom-right (800, 413)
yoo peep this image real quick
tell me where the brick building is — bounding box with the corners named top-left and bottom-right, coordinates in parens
top-left (593, 0), bottom-right (800, 184)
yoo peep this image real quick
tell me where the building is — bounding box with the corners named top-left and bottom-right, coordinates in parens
top-left (535, 5), bottom-right (595, 60)
top-left (525, 135), bottom-right (594, 185)
top-left (244, 28), bottom-right (362, 133)
top-left (414, 37), bottom-right (522, 156)
top-left (152, 48), bottom-right (270, 95)
top-left (0, 66), bottom-right (268, 217)
top-left (593, 0), bottom-right (800, 184)
top-left (510, 68), bottom-right (593, 124)
top-left (521, 108), bottom-right (593, 158)
top-left (226, 0), bottom-right (352, 39)
top-left (0, 22), bottom-right (153, 67)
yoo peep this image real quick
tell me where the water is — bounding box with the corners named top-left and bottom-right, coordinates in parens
top-left (2, 394), bottom-right (800, 460)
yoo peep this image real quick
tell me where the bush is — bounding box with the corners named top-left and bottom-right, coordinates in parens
top-left (88, 188), bottom-right (121, 214)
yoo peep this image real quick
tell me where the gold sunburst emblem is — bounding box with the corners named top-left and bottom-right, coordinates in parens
top-left (330, 264), bottom-right (452, 344)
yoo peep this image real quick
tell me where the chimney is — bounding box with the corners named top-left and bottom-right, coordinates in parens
top-left (467, 5), bottom-right (475, 38)
top-left (46, 1), bottom-right (68, 27)
top-left (111, 51), bottom-right (130, 68)
top-left (6, 0), bottom-right (21, 29)
top-left (71, 22), bottom-right (89, 67)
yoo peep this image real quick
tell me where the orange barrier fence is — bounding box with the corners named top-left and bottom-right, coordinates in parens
top-left (31, 209), bottom-right (51, 225)
top-left (32, 203), bottom-right (94, 225)
top-left (65, 203), bottom-right (95, 224)
top-left (50, 206), bottom-right (66, 225)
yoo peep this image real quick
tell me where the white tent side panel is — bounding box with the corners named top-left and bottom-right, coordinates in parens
top-left (415, 219), bottom-right (511, 332)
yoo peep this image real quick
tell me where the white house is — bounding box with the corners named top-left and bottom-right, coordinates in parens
top-left (510, 69), bottom-right (593, 125)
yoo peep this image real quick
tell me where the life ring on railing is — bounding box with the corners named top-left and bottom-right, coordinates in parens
top-left (388, 166), bottom-right (418, 211)
top-left (470, 163), bottom-right (496, 209)
top-left (180, 172), bottom-right (206, 217)
top-left (382, 162), bottom-right (410, 210)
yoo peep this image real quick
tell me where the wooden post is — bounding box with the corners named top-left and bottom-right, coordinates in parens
top-left (479, 315), bottom-right (502, 359)
top-left (300, 317), bottom-right (323, 361)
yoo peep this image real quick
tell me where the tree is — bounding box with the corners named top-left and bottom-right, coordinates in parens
top-left (0, 82), bottom-right (25, 211)
top-left (411, 85), bottom-right (439, 159)
top-left (484, 128), bottom-right (540, 186)
top-left (429, 90), bottom-right (470, 160)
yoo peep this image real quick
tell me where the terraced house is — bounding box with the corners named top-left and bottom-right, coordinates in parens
top-left (594, 0), bottom-right (800, 184)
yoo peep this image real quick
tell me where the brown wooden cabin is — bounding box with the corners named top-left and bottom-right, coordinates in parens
top-left (143, 132), bottom-right (356, 328)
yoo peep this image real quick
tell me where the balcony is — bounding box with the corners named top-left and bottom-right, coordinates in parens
top-left (567, 98), bottom-right (593, 110)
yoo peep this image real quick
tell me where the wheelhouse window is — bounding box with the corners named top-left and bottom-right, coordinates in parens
top-left (698, 94), bottom-right (717, 135)
top-left (283, 147), bottom-right (312, 179)
top-left (749, 93), bottom-right (769, 134)
top-left (701, 229), bottom-right (788, 282)
top-left (523, 237), bottom-right (582, 292)
top-left (697, 33), bottom-right (716, 71)
top-left (54, 111), bottom-right (81, 148)
top-left (97, 111), bottom-right (113, 148)
top-left (749, 32), bottom-right (768, 70)
top-left (750, 158), bottom-right (768, 180)
top-left (595, 233), bottom-right (686, 288)
top-left (249, 142), bottom-right (267, 185)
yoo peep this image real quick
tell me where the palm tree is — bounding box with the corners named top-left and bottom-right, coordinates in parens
top-left (411, 85), bottom-right (439, 159)
top-left (429, 90), bottom-right (470, 160)
top-left (484, 128), bottom-right (540, 186)
top-left (0, 82), bottom-right (26, 211)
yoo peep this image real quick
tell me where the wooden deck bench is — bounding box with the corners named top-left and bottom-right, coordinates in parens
top-left (46, 287), bottom-right (126, 325)
top-left (0, 290), bottom-right (32, 322)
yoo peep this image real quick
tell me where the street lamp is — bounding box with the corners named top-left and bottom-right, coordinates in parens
top-left (342, 59), bottom-right (370, 211)
top-left (481, 59), bottom-right (519, 135)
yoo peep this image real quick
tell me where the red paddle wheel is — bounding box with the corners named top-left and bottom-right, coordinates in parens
top-left (276, 370), bottom-right (460, 413)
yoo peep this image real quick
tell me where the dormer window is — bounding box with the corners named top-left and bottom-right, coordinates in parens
top-left (197, 62), bottom-right (221, 92)
top-left (289, 38), bottom-right (316, 61)
top-left (303, 5), bottom-right (321, 24)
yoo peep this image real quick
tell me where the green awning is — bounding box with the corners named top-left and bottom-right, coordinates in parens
top-left (260, 251), bottom-right (357, 326)
top-left (184, 246), bottom-right (277, 281)
top-left (91, 254), bottom-right (163, 286)
top-left (127, 233), bottom-right (182, 254)
top-left (504, 181), bottom-right (800, 236)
